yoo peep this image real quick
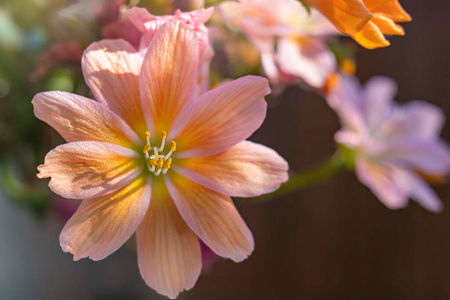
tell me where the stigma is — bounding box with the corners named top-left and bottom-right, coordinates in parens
top-left (143, 131), bottom-right (176, 176)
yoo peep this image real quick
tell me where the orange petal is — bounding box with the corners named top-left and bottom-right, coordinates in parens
top-left (137, 183), bottom-right (201, 299)
top-left (362, 0), bottom-right (391, 10)
top-left (139, 20), bottom-right (199, 137)
top-left (370, 0), bottom-right (411, 22)
top-left (351, 20), bottom-right (391, 49)
top-left (307, 0), bottom-right (373, 35)
top-left (37, 141), bottom-right (143, 200)
top-left (175, 76), bottom-right (270, 158)
top-left (32, 91), bottom-right (141, 147)
top-left (60, 176), bottom-right (151, 261)
top-left (82, 40), bottom-right (146, 135)
top-left (165, 175), bottom-right (254, 262)
top-left (174, 141), bottom-right (288, 197)
top-left (371, 14), bottom-right (405, 35)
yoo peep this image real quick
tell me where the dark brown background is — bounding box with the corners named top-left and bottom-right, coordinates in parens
top-left (1, 1), bottom-right (450, 299)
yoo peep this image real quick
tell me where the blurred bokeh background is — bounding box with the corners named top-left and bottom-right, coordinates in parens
top-left (1, 0), bottom-right (450, 299)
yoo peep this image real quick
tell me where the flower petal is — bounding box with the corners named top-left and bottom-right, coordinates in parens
top-left (370, 0), bottom-right (411, 22)
top-left (175, 76), bottom-right (270, 158)
top-left (82, 39), bottom-right (146, 134)
top-left (351, 20), bottom-right (391, 49)
top-left (361, 76), bottom-right (397, 130)
top-left (401, 100), bottom-right (445, 138)
top-left (307, 0), bottom-right (373, 35)
top-left (137, 183), bottom-right (201, 299)
top-left (37, 141), bottom-right (143, 200)
top-left (355, 159), bottom-right (408, 209)
top-left (371, 14), bottom-right (405, 35)
top-left (276, 37), bottom-right (336, 88)
top-left (60, 176), bottom-right (151, 261)
top-left (165, 175), bottom-right (254, 262)
top-left (386, 139), bottom-right (450, 175)
top-left (174, 141), bottom-right (288, 197)
top-left (32, 91), bottom-right (141, 147)
top-left (139, 20), bottom-right (199, 137)
top-left (394, 169), bottom-right (443, 213)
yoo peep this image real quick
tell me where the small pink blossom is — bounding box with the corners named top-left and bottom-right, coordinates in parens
top-left (219, 0), bottom-right (339, 88)
top-left (126, 7), bottom-right (214, 93)
top-left (328, 75), bottom-right (450, 212)
top-left (33, 21), bottom-right (288, 298)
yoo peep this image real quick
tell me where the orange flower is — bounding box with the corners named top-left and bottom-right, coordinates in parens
top-left (306, 0), bottom-right (411, 49)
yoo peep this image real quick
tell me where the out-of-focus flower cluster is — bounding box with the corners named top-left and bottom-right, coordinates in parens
top-left (1, 0), bottom-right (450, 299)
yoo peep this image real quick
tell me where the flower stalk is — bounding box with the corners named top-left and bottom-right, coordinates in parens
top-left (252, 152), bottom-right (345, 201)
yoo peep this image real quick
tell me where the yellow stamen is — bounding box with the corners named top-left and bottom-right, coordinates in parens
top-left (162, 131), bottom-right (167, 140)
top-left (150, 159), bottom-right (158, 166)
top-left (340, 59), bottom-right (356, 75)
top-left (171, 141), bottom-right (176, 151)
top-left (143, 144), bottom-right (151, 153)
top-left (323, 72), bottom-right (340, 94)
top-left (145, 131), bottom-right (151, 138)
top-left (157, 158), bottom-right (164, 169)
top-left (165, 158), bottom-right (172, 169)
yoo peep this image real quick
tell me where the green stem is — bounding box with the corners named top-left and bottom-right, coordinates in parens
top-left (251, 152), bottom-right (346, 201)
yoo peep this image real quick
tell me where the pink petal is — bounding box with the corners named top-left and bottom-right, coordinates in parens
top-left (165, 175), bottom-right (254, 262)
top-left (137, 184), bottom-right (201, 299)
top-left (139, 20), bottom-right (199, 137)
top-left (361, 76), bottom-right (397, 131)
top-left (32, 91), bottom-right (141, 147)
top-left (175, 76), bottom-right (270, 158)
top-left (386, 139), bottom-right (450, 175)
top-left (402, 100), bottom-right (446, 138)
top-left (60, 176), bottom-right (151, 261)
top-left (327, 74), bottom-right (361, 108)
top-left (355, 159), bottom-right (408, 210)
top-left (37, 141), bottom-right (142, 199)
top-left (276, 37), bottom-right (336, 88)
top-left (126, 7), bottom-right (163, 33)
top-left (82, 39), bottom-right (146, 134)
top-left (173, 141), bottom-right (288, 197)
top-left (394, 169), bottom-right (443, 213)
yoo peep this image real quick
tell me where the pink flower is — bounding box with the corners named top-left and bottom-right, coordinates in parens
top-left (328, 75), bottom-right (450, 212)
top-left (219, 0), bottom-right (338, 88)
top-left (33, 21), bottom-right (288, 298)
top-left (126, 7), bottom-right (214, 93)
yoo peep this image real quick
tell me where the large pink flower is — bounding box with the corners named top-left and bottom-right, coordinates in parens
top-left (328, 75), bottom-right (450, 212)
top-left (33, 21), bottom-right (288, 298)
top-left (219, 0), bottom-right (338, 88)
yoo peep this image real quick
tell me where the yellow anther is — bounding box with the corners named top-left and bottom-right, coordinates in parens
top-left (150, 159), bottom-right (158, 166)
top-left (143, 144), bottom-right (151, 153)
top-left (157, 158), bottom-right (164, 169)
top-left (323, 72), bottom-right (340, 94)
top-left (165, 158), bottom-right (172, 169)
top-left (145, 131), bottom-right (151, 138)
top-left (340, 59), bottom-right (356, 75)
top-left (162, 131), bottom-right (167, 139)
top-left (171, 141), bottom-right (176, 151)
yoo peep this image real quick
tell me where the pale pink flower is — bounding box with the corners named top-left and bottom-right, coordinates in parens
top-left (126, 6), bottom-right (214, 93)
top-left (33, 21), bottom-right (288, 298)
top-left (328, 75), bottom-right (450, 212)
top-left (219, 0), bottom-right (338, 88)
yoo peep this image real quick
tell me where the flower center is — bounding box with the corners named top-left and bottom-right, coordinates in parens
top-left (143, 131), bottom-right (176, 176)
